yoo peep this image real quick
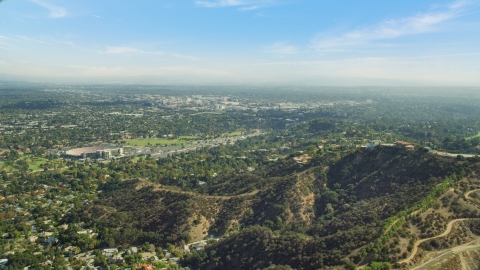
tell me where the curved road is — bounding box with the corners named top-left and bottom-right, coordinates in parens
top-left (399, 218), bottom-right (480, 264)
top-left (377, 189), bottom-right (452, 247)
top-left (465, 189), bottom-right (480, 201)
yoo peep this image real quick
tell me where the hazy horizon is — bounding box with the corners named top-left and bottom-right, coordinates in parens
top-left (1, 0), bottom-right (480, 86)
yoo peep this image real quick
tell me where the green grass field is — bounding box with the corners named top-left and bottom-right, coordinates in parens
top-left (466, 132), bottom-right (480, 140)
top-left (222, 131), bottom-right (243, 137)
top-left (24, 157), bottom-right (48, 171)
top-left (0, 156), bottom-right (64, 172)
top-left (123, 138), bottom-right (190, 146)
top-left (178, 135), bottom-right (201, 139)
top-left (22, 156), bottom-right (64, 171)
top-left (0, 162), bottom-right (15, 172)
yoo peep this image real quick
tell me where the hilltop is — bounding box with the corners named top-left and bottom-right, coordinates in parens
top-left (62, 146), bottom-right (480, 269)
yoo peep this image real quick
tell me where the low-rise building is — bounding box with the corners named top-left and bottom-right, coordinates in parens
top-left (405, 145), bottom-right (415, 151)
top-left (394, 141), bottom-right (412, 148)
top-left (109, 254), bottom-right (124, 265)
top-left (141, 252), bottom-right (156, 260)
top-left (194, 241), bottom-right (207, 250)
top-left (362, 140), bottom-right (381, 150)
top-left (125, 246), bottom-right (138, 255)
top-left (0, 259), bottom-right (8, 268)
top-left (102, 248), bottom-right (118, 257)
top-left (394, 141), bottom-right (415, 150)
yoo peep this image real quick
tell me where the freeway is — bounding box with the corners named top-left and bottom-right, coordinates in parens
top-left (150, 132), bottom-right (264, 158)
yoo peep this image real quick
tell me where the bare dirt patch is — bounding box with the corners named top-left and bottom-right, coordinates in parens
top-left (189, 215), bottom-right (211, 242)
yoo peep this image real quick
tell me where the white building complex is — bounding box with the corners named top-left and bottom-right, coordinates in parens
top-left (63, 146), bottom-right (124, 159)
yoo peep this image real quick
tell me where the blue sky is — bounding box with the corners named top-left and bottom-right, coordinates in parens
top-left (1, 0), bottom-right (480, 85)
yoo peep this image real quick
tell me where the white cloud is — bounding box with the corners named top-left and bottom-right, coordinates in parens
top-left (264, 42), bottom-right (298, 54)
top-left (170, 53), bottom-right (201, 61)
top-left (238, 5), bottom-right (259, 11)
top-left (195, 0), bottom-right (244, 8)
top-left (311, 0), bottom-right (472, 52)
top-left (30, 0), bottom-right (67, 18)
top-left (104, 46), bottom-right (199, 60)
top-left (195, 0), bottom-right (275, 10)
top-left (0, 36), bottom-right (14, 50)
top-left (105, 46), bottom-right (142, 54)
top-left (449, 0), bottom-right (473, 9)
top-left (105, 46), bottom-right (163, 56)
top-left (17, 36), bottom-right (46, 44)
top-left (60, 41), bottom-right (76, 46)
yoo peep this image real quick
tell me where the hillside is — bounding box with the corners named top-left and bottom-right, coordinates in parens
top-left (184, 148), bottom-right (478, 269)
top-left (64, 147), bottom-right (480, 269)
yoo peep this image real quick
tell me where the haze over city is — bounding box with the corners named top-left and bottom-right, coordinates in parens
top-left (5, 1), bottom-right (480, 270)
top-left (1, 0), bottom-right (480, 85)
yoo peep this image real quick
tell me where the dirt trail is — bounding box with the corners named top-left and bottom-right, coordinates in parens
top-left (133, 178), bottom-right (260, 199)
top-left (410, 240), bottom-right (480, 270)
top-left (132, 178), bottom-right (260, 199)
top-left (383, 219), bottom-right (400, 235)
top-left (381, 188), bottom-right (453, 237)
top-left (465, 189), bottom-right (480, 200)
top-left (152, 186), bottom-right (259, 200)
top-left (399, 218), bottom-right (480, 264)
top-left (459, 253), bottom-right (469, 270)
